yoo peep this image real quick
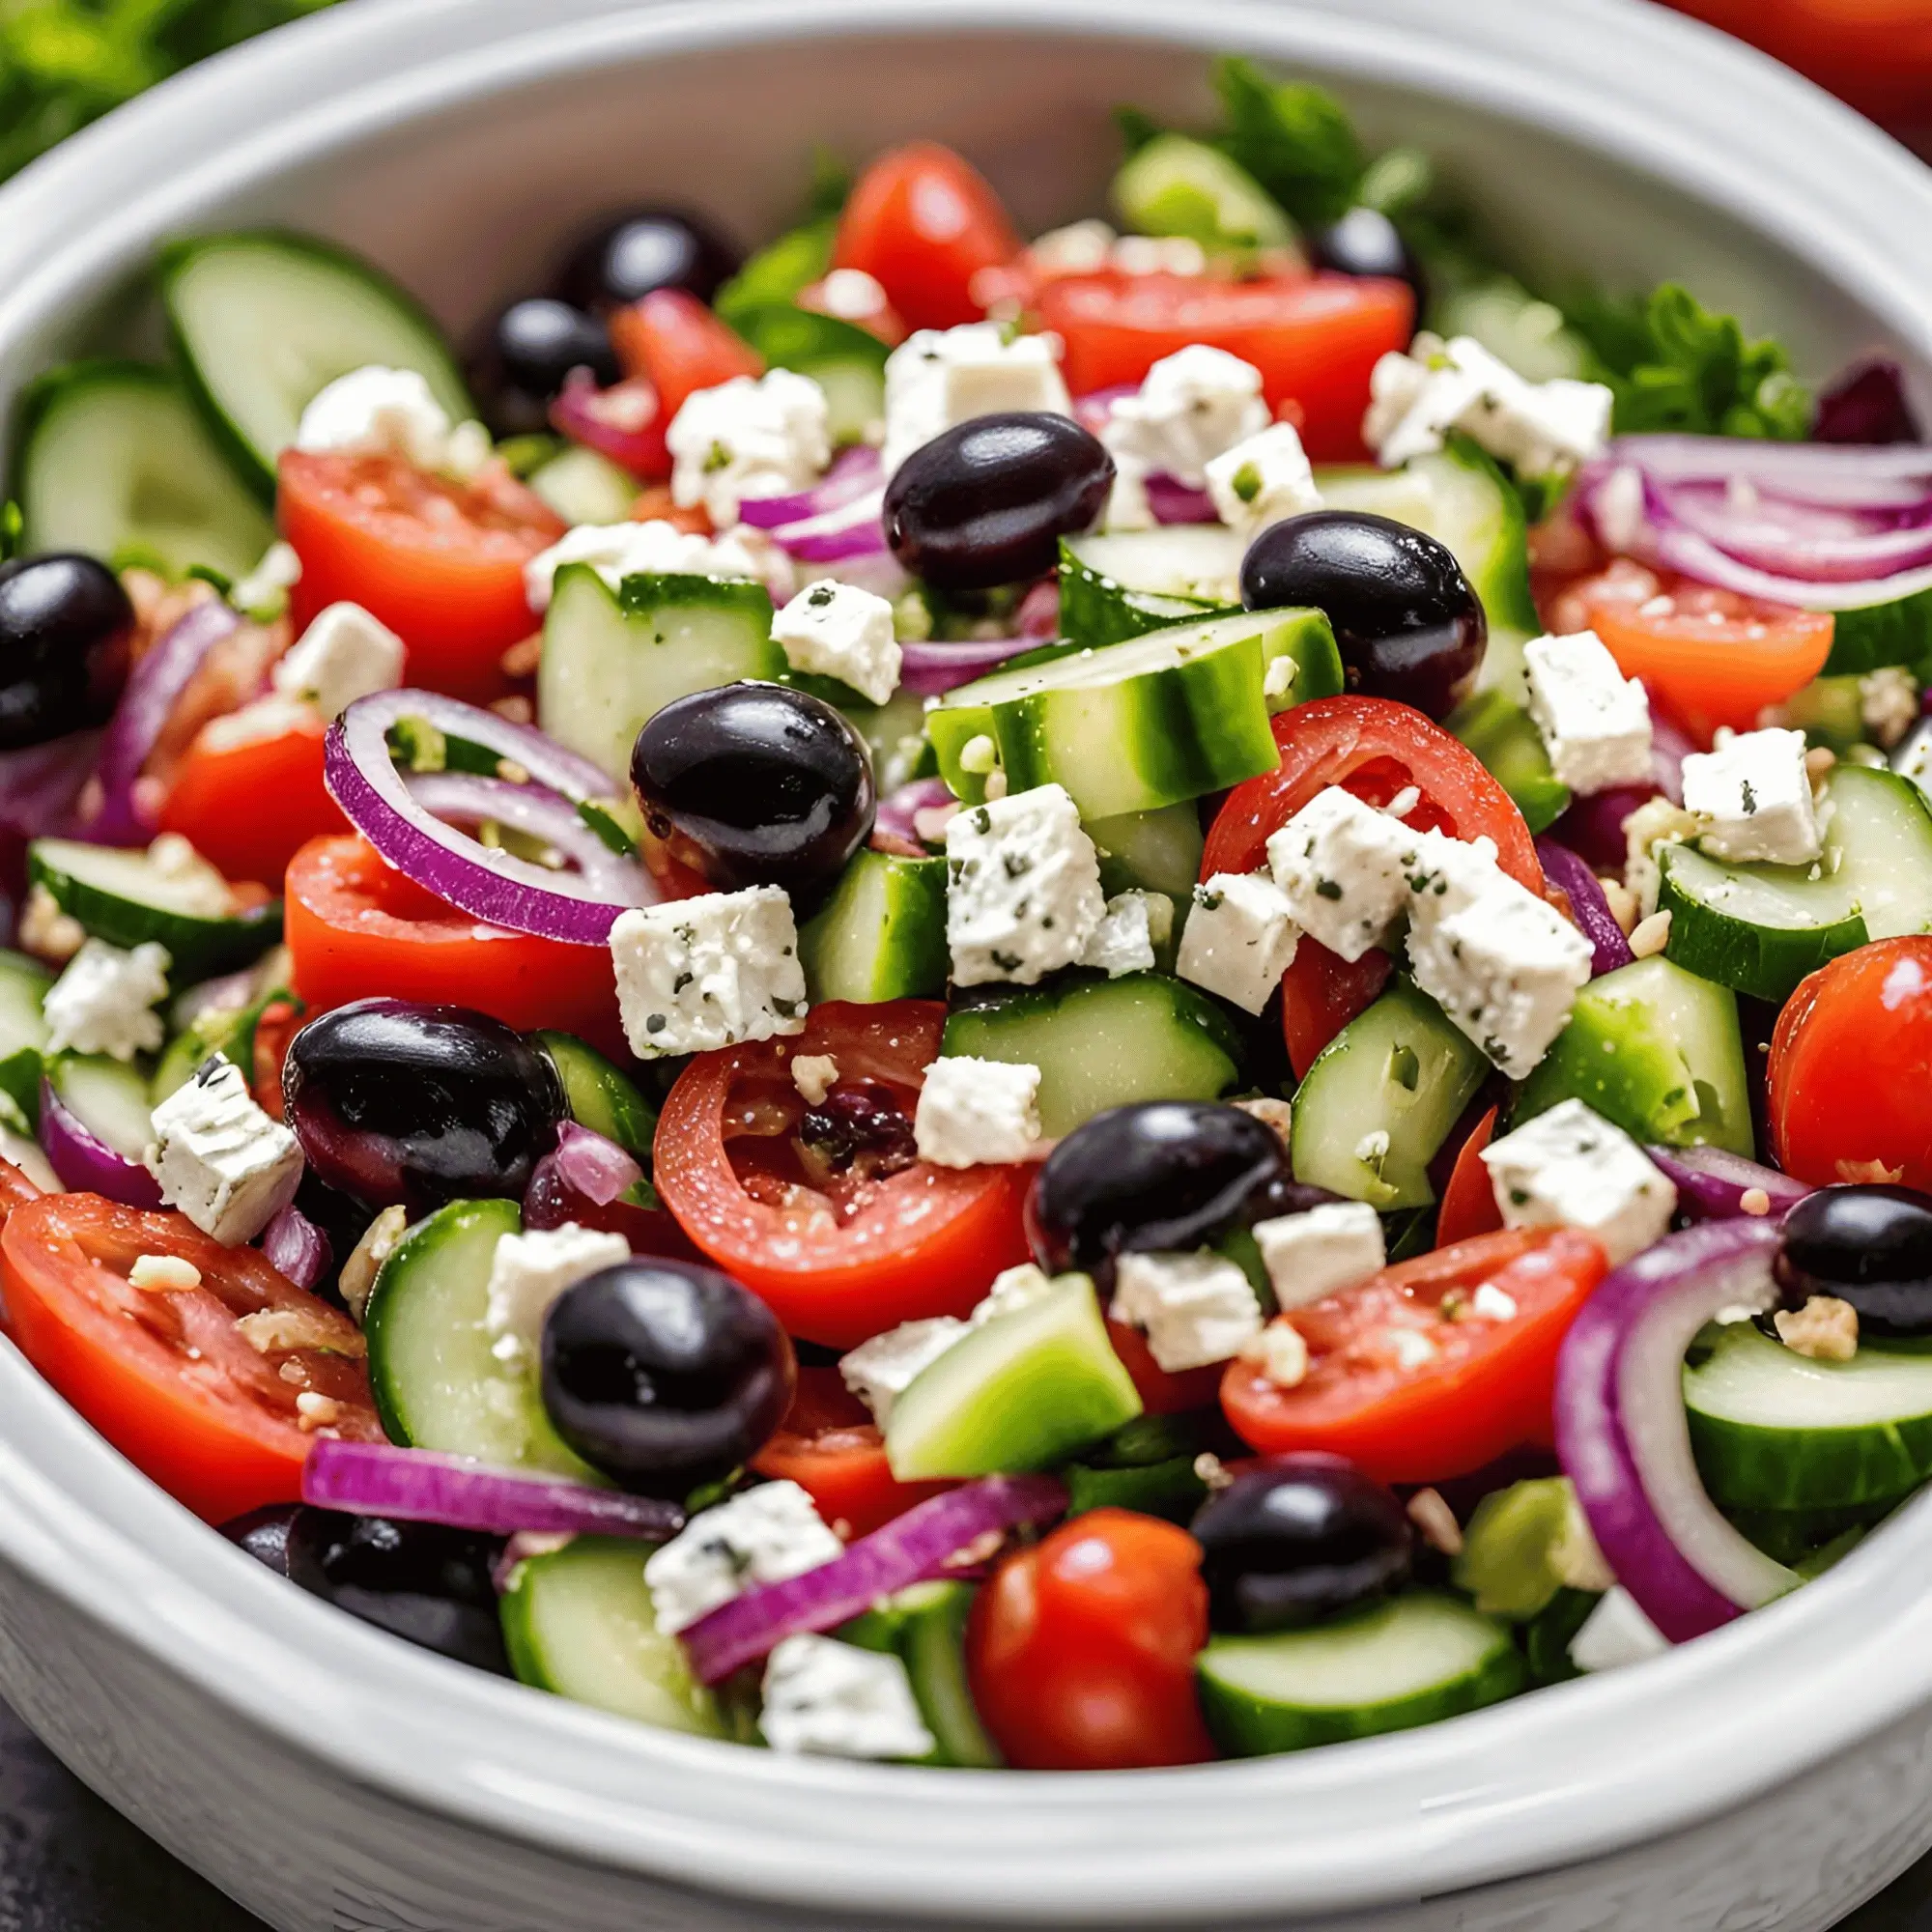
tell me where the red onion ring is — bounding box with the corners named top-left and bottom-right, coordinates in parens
top-left (1814, 359), bottom-right (1921, 446)
top-left (548, 369), bottom-right (668, 481)
top-left (738, 445), bottom-right (883, 530)
top-left (0, 729), bottom-right (103, 838)
top-left (39, 1076), bottom-right (162, 1209)
top-left (1146, 473), bottom-right (1218, 524)
top-left (768, 488), bottom-right (888, 564)
top-left (1535, 837), bottom-right (1635, 977)
top-left (262, 1203), bottom-right (329, 1292)
top-left (526, 1120), bottom-right (642, 1217)
top-left (404, 772), bottom-right (647, 902)
top-left (1644, 1146), bottom-right (1813, 1223)
top-left (898, 636), bottom-right (1037, 696)
top-left (1593, 435), bottom-right (1932, 499)
top-left (1661, 482), bottom-right (1932, 584)
top-left (1015, 578), bottom-right (1060, 639)
top-left (874, 777), bottom-right (956, 845)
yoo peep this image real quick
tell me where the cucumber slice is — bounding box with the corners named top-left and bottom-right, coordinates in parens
top-left (1088, 802), bottom-right (1206, 905)
top-left (530, 1030), bottom-right (657, 1161)
top-left (526, 445), bottom-right (641, 526)
top-left (728, 305), bottom-right (888, 445)
top-left (1775, 673), bottom-right (1870, 754)
top-left (1820, 585), bottom-right (1932, 679)
top-left (927, 607), bottom-right (1341, 817)
top-left (1452, 1476), bottom-right (1604, 1621)
top-left (942, 970), bottom-right (1241, 1140)
top-left (1659, 762), bottom-right (1932, 1004)
top-left (885, 1272), bottom-right (1142, 1479)
top-left (1061, 526), bottom-right (1247, 616)
top-left (1113, 134), bottom-right (1292, 251)
top-left (0, 952), bottom-right (52, 1127)
top-left (1443, 687), bottom-right (1569, 835)
top-left (14, 362), bottom-right (273, 580)
top-left (1065, 1453), bottom-right (1209, 1522)
top-left (1290, 977), bottom-right (1489, 1209)
top-left (160, 232), bottom-right (472, 498)
top-left (1197, 1593), bottom-right (1525, 1757)
top-left (799, 849), bottom-right (949, 1004)
top-left (537, 563), bottom-right (782, 784)
top-left (363, 1197), bottom-right (598, 1478)
top-left (839, 1580), bottom-right (1002, 1769)
top-left (1512, 954), bottom-right (1752, 1157)
top-left (1685, 1319), bottom-right (1932, 1512)
top-left (46, 1054), bottom-right (156, 1161)
top-left (499, 1536), bottom-right (727, 1737)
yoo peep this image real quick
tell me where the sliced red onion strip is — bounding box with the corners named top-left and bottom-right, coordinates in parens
top-left (549, 369), bottom-right (668, 480)
top-left (1644, 523), bottom-right (1932, 612)
top-left (875, 776), bottom-right (957, 844)
top-left (544, 1120), bottom-right (642, 1208)
top-left (1535, 838), bottom-right (1634, 977)
top-left (39, 1077), bottom-right (162, 1209)
top-left (262, 1203), bottom-right (329, 1292)
top-left (898, 636), bottom-right (1038, 697)
top-left (1597, 435), bottom-right (1932, 497)
top-left (738, 445), bottom-right (884, 529)
top-left (680, 1473), bottom-right (1067, 1686)
top-left (770, 488), bottom-right (889, 564)
top-left (1555, 1219), bottom-right (1797, 1643)
top-left (0, 729), bottom-right (103, 838)
top-left (1645, 1146), bottom-right (1813, 1223)
top-left (1660, 482), bottom-right (1932, 583)
top-left (405, 772), bottom-right (647, 901)
top-left (1015, 577), bottom-right (1060, 639)
top-left (1146, 473), bottom-right (1218, 524)
top-left (303, 1438), bottom-right (684, 1539)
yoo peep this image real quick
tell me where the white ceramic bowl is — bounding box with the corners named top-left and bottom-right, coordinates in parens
top-left (5, 4), bottom-right (1932, 1927)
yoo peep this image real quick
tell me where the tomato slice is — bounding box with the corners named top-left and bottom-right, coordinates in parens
top-left (1106, 1317), bottom-right (1222, 1416)
top-left (279, 451), bottom-right (563, 702)
top-left (1037, 271), bottom-right (1413, 462)
top-left (1220, 1227), bottom-right (1607, 1483)
top-left (610, 289), bottom-right (763, 426)
top-left (0, 1193), bottom-right (382, 1522)
top-left (1433, 1104), bottom-right (1504, 1248)
top-left (750, 1366), bottom-right (949, 1538)
top-left (157, 710), bottom-right (346, 888)
top-left (652, 1001), bottom-right (1032, 1348)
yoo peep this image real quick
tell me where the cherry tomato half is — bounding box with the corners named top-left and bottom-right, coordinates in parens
top-left (610, 289), bottom-right (763, 426)
top-left (158, 709), bottom-right (347, 889)
top-left (1433, 1105), bottom-right (1504, 1249)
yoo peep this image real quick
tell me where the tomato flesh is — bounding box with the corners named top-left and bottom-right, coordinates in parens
top-left (1433, 1106), bottom-right (1505, 1248)
top-left (610, 289), bottom-right (762, 424)
top-left (158, 710), bottom-right (346, 889)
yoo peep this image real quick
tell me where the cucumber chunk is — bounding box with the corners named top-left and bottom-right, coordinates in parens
top-left (14, 362), bottom-right (274, 580)
top-left (153, 978), bottom-right (291, 1105)
top-left (1198, 1593), bottom-right (1525, 1756)
top-left (537, 564), bottom-right (782, 784)
top-left (161, 232), bottom-right (472, 497)
top-left (1089, 802), bottom-right (1206, 905)
top-left (839, 1580), bottom-right (1002, 1768)
top-left (1113, 134), bottom-right (1292, 251)
top-left (46, 1054), bottom-right (155, 1161)
top-left (942, 971), bottom-right (1241, 1140)
top-left (1444, 687), bottom-right (1569, 835)
top-left (530, 1030), bottom-right (658, 1162)
top-left (1060, 526), bottom-right (1247, 628)
top-left (885, 1273), bottom-right (1142, 1479)
top-left (1290, 977), bottom-right (1489, 1209)
top-left (526, 445), bottom-right (641, 526)
top-left (0, 952), bottom-right (52, 1125)
top-left (799, 849), bottom-right (949, 1004)
top-left (1452, 1476), bottom-right (1605, 1621)
top-left (1820, 585), bottom-right (1932, 678)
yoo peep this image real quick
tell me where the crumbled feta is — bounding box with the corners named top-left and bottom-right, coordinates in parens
top-left (1252, 1200), bottom-right (1387, 1311)
top-left (144, 1057), bottom-right (303, 1246)
top-left (1029, 218), bottom-right (1117, 275)
top-left (1239, 1321), bottom-right (1309, 1388)
top-left (1101, 345), bottom-right (1271, 489)
top-left (339, 1204), bottom-right (408, 1323)
top-left (230, 541), bottom-right (301, 619)
top-left (1680, 726), bottom-right (1823, 867)
top-left (790, 1053), bottom-right (839, 1106)
top-left (16, 883), bottom-right (84, 963)
top-left (759, 1634), bottom-right (936, 1761)
top-left (644, 1481), bottom-right (845, 1634)
top-left (610, 887), bottom-right (808, 1058)
top-left (838, 1316), bottom-right (969, 1425)
top-left (1522, 630), bottom-right (1653, 795)
top-left (1175, 872), bottom-right (1300, 1014)
top-left (1383, 1326), bottom-right (1439, 1371)
top-left (1480, 1098), bottom-right (1676, 1264)
top-left (914, 1056), bottom-right (1042, 1168)
top-left (1204, 421), bottom-right (1321, 537)
top-left (270, 601), bottom-right (406, 719)
top-left (1110, 1249), bottom-right (1264, 1372)
top-left (1568, 1586), bottom-right (1669, 1673)
top-left (1079, 889), bottom-right (1168, 978)
top-left (882, 324), bottom-right (1071, 476)
top-left (667, 369), bottom-right (832, 526)
top-left (523, 519), bottom-right (785, 611)
top-left (974, 1261), bottom-right (1057, 1322)
top-left (1775, 1294), bottom-right (1859, 1362)
top-left (294, 364), bottom-right (488, 476)
top-left (945, 783), bottom-right (1106, 987)
top-left (1264, 786), bottom-right (1434, 963)
top-left (1861, 666), bottom-right (1919, 751)
top-left (770, 579), bottom-right (901, 705)
top-left (1623, 796), bottom-right (1701, 918)
top-left (43, 938), bottom-right (170, 1060)
top-left (813, 268), bottom-right (892, 322)
top-left (482, 1222), bottom-right (632, 1365)
top-left (1235, 1094), bottom-right (1293, 1147)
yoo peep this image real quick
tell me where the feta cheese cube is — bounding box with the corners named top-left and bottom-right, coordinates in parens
top-left (1568, 1585), bottom-right (1669, 1674)
top-left (1101, 345), bottom-right (1271, 488)
top-left (945, 783), bottom-right (1106, 987)
top-left (882, 324), bottom-right (1072, 476)
top-left (1680, 725), bottom-right (1823, 867)
top-left (973, 1261), bottom-right (1057, 1323)
top-left (759, 1634), bottom-right (937, 1761)
top-left (523, 519), bottom-right (785, 612)
top-left (610, 887), bottom-right (808, 1058)
top-left (1110, 1249), bottom-right (1263, 1372)
top-left (144, 1057), bottom-right (302, 1246)
top-left (914, 1056), bottom-right (1042, 1168)
top-left (667, 369), bottom-right (832, 526)
top-left (838, 1316), bottom-right (969, 1425)
top-left (1175, 872), bottom-right (1299, 1014)
top-left (43, 938), bottom-right (170, 1060)
top-left (1204, 421), bottom-right (1321, 537)
top-left (270, 601), bottom-right (406, 719)
top-left (1079, 889), bottom-right (1169, 979)
top-left (296, 365), bottom-right (455, 469)
top-left (770, 579), bottom-right (901, 705)
top-left (643, 1481), bottom-right (844, 1634)
top-left (1264, 786), bottom-right (1434, 962)
top-left (1252, 1200), bottom-right (1387, 1311)
top-left (1480, 1097), bottom-right (1676, 1264)
top-left (1522, 630), bottom-right (1653, 795)
top-left (482, 1222), bottom-right (631, 1365)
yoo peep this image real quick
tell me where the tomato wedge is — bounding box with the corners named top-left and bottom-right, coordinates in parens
top-left (1220, 1227), bottom-right (1607, 1483)
top-left (653, 1001), bottom-right (1032, 1348)
top-left (158, 709), bottom-right (347, 888)
top-left (750, 1366), bottom-right (949, 1538)
top-left (1433, 1104), bottom-right (1505, 1248)
top-left (610, 289), bottom-right (762, 425)
top-left (1106, 1317), bottom-right (1222, 1416)
top-left (0, 1193), bottom-right (382, 1522)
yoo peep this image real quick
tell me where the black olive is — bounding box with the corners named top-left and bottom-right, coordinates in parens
top-left (539, 1260), bottom-right (796, 1496)
top-left (221, 1502), bottom-right (302, 1577)
top-left (630, 682), bottom-right (874, 907)
top-left (883, 412), bottom-right (1114, 590)
top-left (0, 553), bottom-right (133, 750)
top-left (1241, 510), bottom-right (1486, 721)
top-left (557, 208), bottom-right (742, 313)
top-left (1776, 1183), bottom-right (1932, 1339)
top-left (1307, 208), bottom-right (1426, 312)
top-left (282, 998), bottom-right (567, 1212)
top-left (1191, 1453), bottom-right (1412, 1633)
top-left (474, 297), bottom-right (619, 436)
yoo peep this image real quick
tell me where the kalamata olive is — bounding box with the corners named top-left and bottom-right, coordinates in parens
top-left (222, 1502), bottom-right (302, 1576)
top-left (1241, 510), bottom-right (1486, 721)
top-left (1307, 207), bottom-right (1426, 311)
top-left (798, 1081), bottom-right (920, 1184)
top-left (883, 412), bottom-right (1114, 590)
top-left (557, 208), bottom-right (742, 312)
top-left (630, 682), bottom-right (874, 907)
top-left (540, 1260), bottom-right (796, 1496)
top-left (1191, 1453), bottom-right (1412, 1633)
top-left (1776, 1183), bottom-right (1932, 1338)
top-left (282, 998), bottom-right (567, 1212)
top-left (0, 553), bottom-right (133, 750)
top-left (475, 297), bottom-right (619, 435)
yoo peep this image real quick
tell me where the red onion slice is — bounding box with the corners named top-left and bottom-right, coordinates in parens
top-left (0, 729), bottom-right (103, 838)
top-left (527, 1120), bottom-right (642, 1213)
top-left (1595, 435), bottom-right (1932, 499)
top-left (404, 772), bottom-right (648, 903)
top-left (262, 1203), bottom-right (329, 1292)
top-left (680, 1473), bottom-right (1066, 1685)
top-left (1535, 838), bottom-right (1634, 977)
top-left (39, 1077), bottom-right (162, 1209)
top-left (1146, 473), bottom-right (1218, 524)
top-left (898, 636), bottom-right (1038, 696)
top-left (1814, 359), bottom-right (1921, 446)
top-left (1661, 481), bottom-right (1932, 584)
top-left (875, 777), bottom-right (956, 845)
top-left (1645, 1146), bottom-right (1813, 1223)
top-left (1555, 1218), bottom-right (1797, 1643)
top-left (1015, 578), bottom-right (1060, 639)
top-left (738, 445), bottom-right (884, 530)
top-left (549, 369), bottom-right (668, 480)
top-left (768, 488), bottom-right (888, 564)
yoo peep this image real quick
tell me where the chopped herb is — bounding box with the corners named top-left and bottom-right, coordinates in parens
top-left (1314, 878), bottom-right (1343, 901)
top-left (575, 799), bottom-right (638, 858)
top-left (1740, 780), bottom-right (1758, 815)
top-left (1230, 461), bottom-right (1263, 504)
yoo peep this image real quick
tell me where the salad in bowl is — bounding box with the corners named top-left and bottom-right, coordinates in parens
top-left (1, 52), bottom-right (1928, 1775)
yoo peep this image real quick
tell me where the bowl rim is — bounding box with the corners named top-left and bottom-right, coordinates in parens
top-left (6, 0), bottom-right (1932, 1921)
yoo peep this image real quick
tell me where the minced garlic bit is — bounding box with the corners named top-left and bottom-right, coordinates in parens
top-left (491, 695), bottom-right (535, 725)
top-left (1597, 875), bottom-right (1639, 936)
top-left (1233, 1095), bottom-right (1293, 1148)
top-left (500, 634), bottom-right (544, 679)
top-left (235, 1306), bottom-right (366, 1358)
top-left (1804, 744), bottom-right (1837, 784)
top-left (128, 1254), bottom-right (202, 1293)
top-left (17, 884), bottom-right (86, 964)
top-left (1192, 1451), bottom-right (1235, 1492)
top-left (1628, 910), bottom-right (1672, 959)
top-left (295, 1390), bottom-right (344, 1430)
top-left (1739, 1186), bottom-right (1773, 1218)
top-left (339, 1204), bottom-right (409, 1322)
top-left (1774, 1294), bottom-right (1859, 1363)
top-left (791, 1053), bottom-right (840, 1107)
top-left (1240, 1322), bottom-right (1309, 1389)
top-left (1406, 1487), bottom-right (1463, 1556)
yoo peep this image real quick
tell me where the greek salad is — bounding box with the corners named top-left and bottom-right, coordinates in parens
top-left (1, 57), bottom-right (1929, 1771)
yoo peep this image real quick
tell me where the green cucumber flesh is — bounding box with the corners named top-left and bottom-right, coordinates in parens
top-left (1819, 584), bottom-right (1932, 679)
top-left (1112, 134), bottom-right (1292, 251)
top-left (0, 952), bottom-right (52, 1126)
top-left (530, 1030), bottom-right (658, 1163)
top-left (728, 305), bottom-right (888, 445)
top-left (1061, 526), bottom-right (1247, 611)
top-left (1065, 1454), bottom-right (1209, 1523)
top-left (152, 982), bottom-right (290, 1105)
top-left (1444, 687), bottom-right (1570, 836)
top-left (526, 446), bottom-right (640, 526)
top-left (1452, 1476), bottom-right (1601, 1621)
top-left (1775, 673), bottom-right (1870, 754)
top-left (1089, 802), bottom-right (1206, 905)
top-left (799, 849), bottom-right (949, 1004)
top-left (47, 1054), bottom-right (156, 1162)
top-left (838, 1580), bottom-right (1002, 1769)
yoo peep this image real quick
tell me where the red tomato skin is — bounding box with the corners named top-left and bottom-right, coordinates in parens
top-left (1281, 947), bottom-right (1392, 1081)
top-left (751, 1368), bottom-right (950, 1539)
top-left (1107, 1317), bottom-right (1223, 1415)
top-left (1434, 1105), bottom-right (1504, 1248)
top-left (967, 1509), bottom-right (1215, 1771)
top-left (158, 713), bottom-right (346, 888)
top-left (610, 290), bottom-right (762, 423)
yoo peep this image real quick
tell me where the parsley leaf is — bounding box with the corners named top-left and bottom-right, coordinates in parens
top-left (1209, 56), bottom-right (1363, 229)
top-left (0, 501), bottom-right (20, 564)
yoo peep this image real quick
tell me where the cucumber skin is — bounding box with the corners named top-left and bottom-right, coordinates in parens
top-left (1065, 1454), bottom-right (1208, 1523)
top-left (839, 1581), bottom-right (1003, 1769)
top-left (799, 850), bottom-right (949, 1004)
top-left (530, 1029), bottom-right (658, 1160)
top-left (1445, 689), bottom-right (1569, 835)
top-left (1658, 849), bottom-right (1861, 1007)
top-left (1822, 586), bottom-right (1932, 678)
top-left (1057, 538), bottom-right (1227, 647)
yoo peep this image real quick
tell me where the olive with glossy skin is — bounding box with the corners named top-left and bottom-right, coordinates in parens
top-left (1308, 207), bottom-right (1426, 311)
top-left (557, 208), bottom-right (742, 312)
top-left (1191, 1453), bottom-right (1413, 1633)
top-left (1241, 510), bottom-right (1486, 721)
top-left (1776, 1183), bottom-right (1932, 1339)
top-left (884, 412), bottom-right (1114, 590)
top-left (540, 1260), bottom-right (796, 1496)
top-left (476, 297), bottom-right (619, 435)
top-left (282, 998), bottom-right (567, 1212)
top-left (630, 682), bottom-right (874, 905)
top-left (0, 553), bottom-right (133, 750)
